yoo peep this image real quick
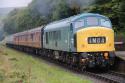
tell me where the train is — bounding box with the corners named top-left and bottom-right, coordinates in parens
top-left (6, 13), bottom-right (115, 69)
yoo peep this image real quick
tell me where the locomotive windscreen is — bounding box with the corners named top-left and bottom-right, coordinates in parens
top-left (74, 16), bottom-right (112, 29)
top-left (86, 16), bottom-right (112, 28)
top-left (86, 17), bottom-right (98, 26)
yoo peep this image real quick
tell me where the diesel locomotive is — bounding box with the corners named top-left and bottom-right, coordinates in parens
top-left (6, 13), bottom-right (115, 69)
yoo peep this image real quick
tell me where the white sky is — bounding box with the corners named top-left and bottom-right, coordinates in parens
top-left (0, 0), bottom-right (32, 8)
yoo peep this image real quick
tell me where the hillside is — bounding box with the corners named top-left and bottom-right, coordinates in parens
top-left (2, 0), bottom-right (125, 35)
top-left (0, 7), bottom-right (15, 17)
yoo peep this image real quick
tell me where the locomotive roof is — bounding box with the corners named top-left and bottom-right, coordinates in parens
top-left (48, 13), bottom-right (107, 25)
top-left (44, 13), bottom-right (108, 31)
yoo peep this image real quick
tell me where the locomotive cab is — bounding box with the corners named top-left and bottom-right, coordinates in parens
top-left (73, 15), bottom-right (115, 68)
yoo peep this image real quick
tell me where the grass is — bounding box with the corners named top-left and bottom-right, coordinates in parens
top-left (0, 46), bottom-right (92, 83)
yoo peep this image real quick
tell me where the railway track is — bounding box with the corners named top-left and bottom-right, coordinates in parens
top-left (41, 56), bottom-right (125, 83)
top-left (39, 55), bottom-right (125, 83)
top-left (109, 71), bottom-right (125, 78)
top-left (83, 71), bottom-right (125, 83)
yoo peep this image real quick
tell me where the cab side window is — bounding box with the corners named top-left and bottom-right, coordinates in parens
top-left (74, 19), bottom-right (85, 29)
top-left (100, 18), bottom-right (112, 28)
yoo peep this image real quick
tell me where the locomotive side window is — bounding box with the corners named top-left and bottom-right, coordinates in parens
top-left (74, 19), bottom-right (85, 28)
top-left (100, 18), bottom-right (112, 28)
top-left (49, 31), bottom-right (61, 41)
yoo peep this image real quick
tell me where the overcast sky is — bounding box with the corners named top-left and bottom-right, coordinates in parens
top-left (0, 0), bottom-right (32, 8)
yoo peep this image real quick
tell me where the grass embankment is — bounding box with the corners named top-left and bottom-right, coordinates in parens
top-left (0, 46), bottom-right (92, 83)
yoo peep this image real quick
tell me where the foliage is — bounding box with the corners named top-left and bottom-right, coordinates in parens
top-left (3, 0), bottom-right (125, 34)
top-left (52, 0), bottom-right (80, 20)
top-left (82, 0), bottom-right (124, 33)
top-left (52, 0), bottom-right (71, 20)
top-left (3, 8), bottom-right (49, 34)
top-left (119, 0), bottom-right (125, 32)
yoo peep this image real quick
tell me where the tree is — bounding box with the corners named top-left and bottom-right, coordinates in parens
top-left (52, 0), bottom-right (71, 20)
top-left (3, 0), bottom-right (125, 35)
top-left (119, 0), bottom-right (125, 31)
top-left (94, 0), bottom-right (112, 5)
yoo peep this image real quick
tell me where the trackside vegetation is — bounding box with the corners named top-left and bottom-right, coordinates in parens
top-left (0, 46), bottom-right (92, 83)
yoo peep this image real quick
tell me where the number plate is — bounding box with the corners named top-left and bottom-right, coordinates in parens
top-left (88, 37), bottom-right (106, 44)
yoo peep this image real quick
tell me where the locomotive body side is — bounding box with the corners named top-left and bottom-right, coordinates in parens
top-left (43, 20), bottom-right (73, 52)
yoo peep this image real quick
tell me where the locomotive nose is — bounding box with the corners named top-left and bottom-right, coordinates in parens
top-left (76, 27), bottom-right (115, 52)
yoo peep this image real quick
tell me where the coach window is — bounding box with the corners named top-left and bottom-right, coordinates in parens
top-left (25, 35), bottom-right (28, 41)
top-left (46, 32), bottom-right (48, 44)
top-left (39, 33), bottom-right (41, 41)
top-left (31, 34), bottom-right (34, 41)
